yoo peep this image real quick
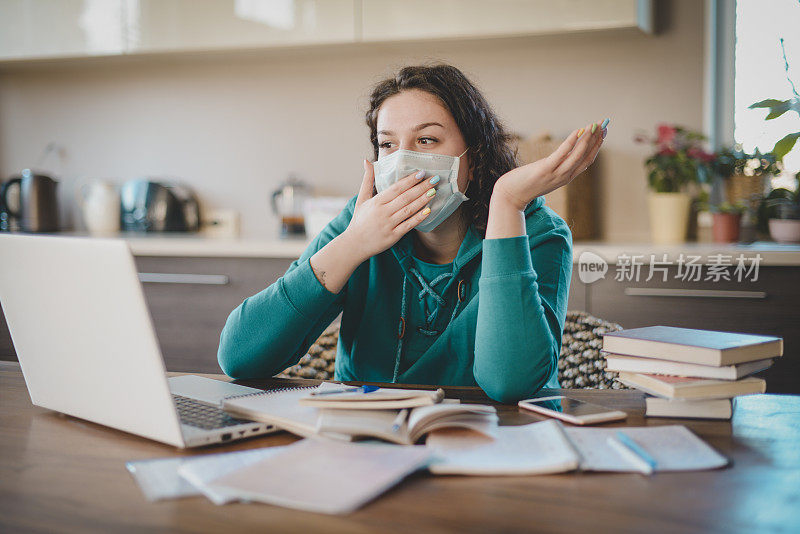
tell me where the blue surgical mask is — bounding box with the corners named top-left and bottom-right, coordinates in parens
top-left (373, 148), bottom-right (469, 232)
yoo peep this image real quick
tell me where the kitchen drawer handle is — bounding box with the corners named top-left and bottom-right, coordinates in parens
top-left (624, 288), bottom-right (766, 299)
top-left (138, 273), bottom-right (230, 285)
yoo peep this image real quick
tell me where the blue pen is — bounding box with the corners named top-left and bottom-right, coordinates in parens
top-left (310, 385), bottom-right (380, 396)
top-left (614, 431), bottom-right (658, 473)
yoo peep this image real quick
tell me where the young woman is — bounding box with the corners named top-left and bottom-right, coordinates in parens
top-left (218, 64), bottom-right (607, 403)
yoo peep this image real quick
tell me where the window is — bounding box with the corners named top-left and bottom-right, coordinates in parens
top-left (734, 0), bottom-right (800, 188)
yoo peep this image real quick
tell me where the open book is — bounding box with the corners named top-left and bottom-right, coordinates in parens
top-left (317, 404), bottom-right (498, 445)
top-left (425, 421), bottom-right (728, 475)
top-left (426, 420), bottom-right (579, 475)
top-left (221, 383), bottom-right (446, 438)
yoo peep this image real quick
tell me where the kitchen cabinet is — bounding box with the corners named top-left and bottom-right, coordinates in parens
top-left (0, 0), bottom-right (356, 61)
top-left (361, 0), bottom-right (648, 42)
top-left (0, 0), bottom-right (652, 63)
top-left (0, 0), bottom-right (126, 60)
top-left (127, 0), bottom-right (357, 54)
top-left (133, 255), bottom-right (294, 373)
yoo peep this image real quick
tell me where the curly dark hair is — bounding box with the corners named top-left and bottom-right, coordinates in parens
top-left (365, 64), bottom-right (518, 237)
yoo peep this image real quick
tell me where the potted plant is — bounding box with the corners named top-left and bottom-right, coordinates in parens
top-left (758, 173), bottom-right (800, 243)
top-left (698, 200), bottom-right (746, 243)
top-left (634, 124), bottom-right (714, 244)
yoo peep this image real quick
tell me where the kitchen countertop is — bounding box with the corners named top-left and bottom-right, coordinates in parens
top-left (0, 231), bottom-right (314, 258)
top-left (4, 232), bottom-right (800, 264)
top-left (122, 234), bottom-right (312, 258)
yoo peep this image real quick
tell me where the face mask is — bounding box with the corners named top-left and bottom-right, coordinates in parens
top-left (373, 148), bottom-right (469, 232)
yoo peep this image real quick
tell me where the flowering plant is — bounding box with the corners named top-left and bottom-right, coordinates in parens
top-left (634, 124), bottom-right (715, 193)
top-left (714, 144), bottom-right (782, 178)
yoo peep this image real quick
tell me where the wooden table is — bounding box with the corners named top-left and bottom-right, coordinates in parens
top-left (2, 361), bottom-right (799, 534)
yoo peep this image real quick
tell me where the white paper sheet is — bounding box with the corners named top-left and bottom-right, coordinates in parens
top-left (125, 457), bottom-right (200, 502)
top-left (208, 438), bottom-right (432, 514)
top-left (177, 446), bottom-right (288, 505)
top-left (126, 447), bottom-right (288, 503)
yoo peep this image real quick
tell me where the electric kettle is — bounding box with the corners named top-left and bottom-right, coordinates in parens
top-left (119, 179), bottom-right (201, 233)
top-left (0, 169), bottom-right (59, 233)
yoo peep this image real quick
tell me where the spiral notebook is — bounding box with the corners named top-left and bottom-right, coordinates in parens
top-left (221, 382), bottom-right (350, 438)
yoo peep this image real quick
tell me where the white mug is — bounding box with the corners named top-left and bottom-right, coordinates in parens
top-left (79, 180), bottom-right (120, 235)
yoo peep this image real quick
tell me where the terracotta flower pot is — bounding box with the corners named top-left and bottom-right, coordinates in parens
top-left (769, 219), bottom-right (800, 243)
top-left (711, 212), bottom-right (741, 243)
top-left (648, 192), bottom-right (691, 244)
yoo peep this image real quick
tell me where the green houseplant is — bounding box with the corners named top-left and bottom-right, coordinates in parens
top-left (758, 173), bottom-right (800, 243)
top-left (634, 124), bottom-right (714, 244)
top-left (749, 37), bottom-right (800, 243)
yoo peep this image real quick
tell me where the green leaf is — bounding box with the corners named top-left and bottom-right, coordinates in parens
top-left (749, 98), bottom-right (787, 109)
top-left (772, 132), bottom-right (800, 160)
top-left (765, 100), bottom-right (792, 120)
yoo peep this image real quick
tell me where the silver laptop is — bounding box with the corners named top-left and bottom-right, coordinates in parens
top-left (0, 234), bottom-right (277, 448)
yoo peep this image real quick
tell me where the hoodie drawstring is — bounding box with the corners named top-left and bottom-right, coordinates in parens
top-left (392, 266), bottom-right (465, 383)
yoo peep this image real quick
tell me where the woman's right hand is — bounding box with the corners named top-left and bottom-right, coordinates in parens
top-left (343, 159), bottom-right (438, 263)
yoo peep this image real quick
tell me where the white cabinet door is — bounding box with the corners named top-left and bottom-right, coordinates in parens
top-left (125, 0), bottom-right (357, 53)
top-left (0, 0), bottom-right (126, 60)
top-left (361, 0), bottom-right (642, 42)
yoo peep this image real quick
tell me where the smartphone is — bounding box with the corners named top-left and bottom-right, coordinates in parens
top-left (518, 396), bottom-right (627, 425)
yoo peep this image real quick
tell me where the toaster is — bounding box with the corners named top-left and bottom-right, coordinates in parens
top-left (120, 179), bottom-right (201, 233)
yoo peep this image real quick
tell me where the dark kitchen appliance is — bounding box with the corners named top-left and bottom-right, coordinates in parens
top-left (119, 179), bottom-right (201, 233)
top-left (0, 169), bottom-right (59, 233)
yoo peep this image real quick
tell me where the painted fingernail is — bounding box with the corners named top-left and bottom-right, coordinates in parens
top-left (416, 170), bottom-right (426, 179)
top-left (577, 128), bottom-right (585, 138)
top-left (426, 188), bottom-right (436, 197)
top-left (591, 123), bottom-right (597, 134)
top-left (422, 207), bottom-right (431, 215)
top-left (601, 118), bottom-right (610, 129)
top-left (429, 175), bottom-right (440, 185)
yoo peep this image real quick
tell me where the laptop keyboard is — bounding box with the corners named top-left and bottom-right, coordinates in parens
top-left (173, 394), bottom-right (251, 430)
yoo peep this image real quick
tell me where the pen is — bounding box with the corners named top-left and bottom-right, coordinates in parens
top-left (309, 385), bottom-right (380, 396)
top-left (392, 409), bottom-right (409, 432)
top-left (607, 431), bottom-right (658, 475)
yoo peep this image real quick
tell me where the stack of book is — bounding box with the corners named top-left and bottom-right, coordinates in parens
top-left (602, 326), bottom-right (783, 419)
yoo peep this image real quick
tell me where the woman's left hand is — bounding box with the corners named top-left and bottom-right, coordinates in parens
top-left (492, 120), bottom-right (607, 211)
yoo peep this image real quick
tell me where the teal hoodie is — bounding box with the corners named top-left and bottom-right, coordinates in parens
top-left (218, 194), bottom-right (572, 403)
